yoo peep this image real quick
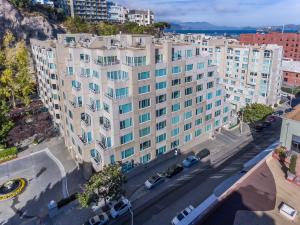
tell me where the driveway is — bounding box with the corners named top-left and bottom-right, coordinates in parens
top-left (0, 150), bottom-right (68, 225)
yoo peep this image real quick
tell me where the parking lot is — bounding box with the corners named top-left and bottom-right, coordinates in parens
top-left (0, 150), bottom-right (67, 225)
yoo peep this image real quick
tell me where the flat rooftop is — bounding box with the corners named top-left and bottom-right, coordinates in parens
top-left (200, 157), bottom-right (300, 225)
top-left (285, 104), bottom-right (300, 122)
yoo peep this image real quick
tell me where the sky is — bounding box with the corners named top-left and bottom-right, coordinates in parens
top-left (114, 0), bottom-right (300, 27)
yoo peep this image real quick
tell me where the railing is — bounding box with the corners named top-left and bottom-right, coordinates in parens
top-left (93, 59), bottom-right (120, 66)
top-left (97, 140), bottom-right (109, 150)
top-left (72, 86), bottom-right (81, 91)
top-left (89, 88), bottom-right (100, 94)
top-left (78, 135), bottom-right (87, 145)
top-left (69, 101), bottom-right (82, 108)
top-left (87, 104), bottom-right (98, 112)
top-left (81, 118), bottom-right (91, 127)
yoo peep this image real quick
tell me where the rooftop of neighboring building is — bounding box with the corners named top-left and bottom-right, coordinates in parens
top-left (282, 60), bottom-right (300, 73)
top-left (128, 9), bottom-right (153, 15)
top-left (285, 104), bottom-right (300, 122)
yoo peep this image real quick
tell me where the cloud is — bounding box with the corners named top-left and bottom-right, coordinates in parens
top-left (113, 0), bottom-right (300, 26)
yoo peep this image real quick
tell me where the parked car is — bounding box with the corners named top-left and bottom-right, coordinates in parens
top-left (171, 205), bottom-right (195, 225)
top-left (274, 110), bottom-right (284, 116)
top-left (83, 213), bottom-right (109, 225)
top-left (182, 155), bottom-right (199, 168)
top-left (254, 124), bottom-right (264, 132)
top-left (110, 198), bottom-right (131, 218)
top-left (262, 121), bottom-right (271, 127)
top-left (165, 164), bottom-right (183, 178)
top-left (196, 148), bottom-right (210, 160)
top-left (145, 173), bottom-right (165, 189)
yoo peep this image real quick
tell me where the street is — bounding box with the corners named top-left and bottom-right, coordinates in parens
top-left (114, 118), bottom-right (282, 225)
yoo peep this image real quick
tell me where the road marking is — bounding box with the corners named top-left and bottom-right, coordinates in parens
top-left (45, 148), bottom-right (70, 198)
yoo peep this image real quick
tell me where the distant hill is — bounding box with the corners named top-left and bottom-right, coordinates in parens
top-left (169, 22), bottom-right (256, 31)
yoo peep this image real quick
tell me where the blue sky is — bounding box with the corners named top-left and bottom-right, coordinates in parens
top-left (114, 0), bottom-right (300, 26)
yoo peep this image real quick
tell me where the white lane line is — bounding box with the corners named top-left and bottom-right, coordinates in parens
top-left (45, 148), bottom-right (70, 198)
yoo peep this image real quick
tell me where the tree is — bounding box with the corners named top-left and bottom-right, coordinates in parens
top-left (289, 154), bottom-right (298, 174)
top-left (10, 0), bottom-right (31, 9)
top-left (242, 103), bottom-right (274, 123)
top-left (0, 31), bottom-right (34, 108)
top-left (0, 101), bottom-right (14, 144)
top-left (77, 164), bottom-right (126, 208)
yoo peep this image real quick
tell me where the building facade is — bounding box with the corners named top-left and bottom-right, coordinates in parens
top-left (31, 34), bottom-right (230, 175)
top-left (240, 32), bottom-right (300, 61)
top-left (178, 35), bottom-right (283, 113)
top-left (282, 60), bottom-right (300, 87)
top-left (128, 10), bottom-right (154, 26)
top-left (69, 0), bottom-right (108, 22)
top-left (107, 1), bottom-right (128, 23)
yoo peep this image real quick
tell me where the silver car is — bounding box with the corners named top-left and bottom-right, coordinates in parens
top-left (145, 173), bottom-right (165, 189)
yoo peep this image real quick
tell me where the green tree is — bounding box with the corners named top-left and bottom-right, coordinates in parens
top-left (289, 154), bottom-right (298, 174)
top-left (10, 0), bottom-right (31, 9)
top-left (241, 103), bottom-right (274, 123)
top-left (0, 101), bottom-right (14, 144)
top-left (0, 31), bottom-right (34, 107)
top-left (77, 164), bottom-right (126, 207)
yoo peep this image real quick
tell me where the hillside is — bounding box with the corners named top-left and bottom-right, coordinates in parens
top-left (0, 0), bottom-right (65, 41)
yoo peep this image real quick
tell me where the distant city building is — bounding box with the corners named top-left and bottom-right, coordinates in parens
top-left (128, 9), bottom-right (154, 26)
top-left (240, 32), bottom-right (300, 61)
top-left (69, 0), bottom-right (108, 22)
top-left (32, 0), bottom-right (54, 7)
top-left (107, 1), bottom-right (128, 23)
top-left (281, 60), bottom-right (300, 87)
top-left (30, 34), bottom-right (230, 176)
top-left (280, 104), bottom-right (300, 153)
top-left (175, 35), bottom-right (283, 113)
top-left (53, 0), bottom-right (70, 15)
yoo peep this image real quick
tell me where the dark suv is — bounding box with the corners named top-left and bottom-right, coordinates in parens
top-left (165, 164), bottom-right (183, 178)
top-left (197, 148), bottom-right (210, 159)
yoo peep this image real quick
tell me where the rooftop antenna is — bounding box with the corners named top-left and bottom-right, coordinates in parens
top-left (282, 24), bottom-right (285, 34)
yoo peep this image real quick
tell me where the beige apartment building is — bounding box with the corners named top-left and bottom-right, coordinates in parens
top-left (175, 35), bottom-right (283, 113)
top-left (31, 34), bottom-right (230, 176)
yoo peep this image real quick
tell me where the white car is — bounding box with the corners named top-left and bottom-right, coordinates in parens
top-left (144, 173), bottom-right (165, 189)
top-left (171, 205), bottom-right (194, 225)
top-left (110, 198), bottom-right (132, 218)
top-left (83, 212), bottom-right (109, 225)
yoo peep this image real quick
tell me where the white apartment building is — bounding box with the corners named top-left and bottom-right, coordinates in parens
top-left (32, 0), bottom-right (54, 7)
top-left (107, 1), bottom-right (128, 23)
top-left (31, 41), bottom-right (61, 129)
top-left (31, 34), bottom-right (230, 177)
top-left (128, 10), bottom-right (154, 26)
top-left (177, 35), bottom-right (283, 113)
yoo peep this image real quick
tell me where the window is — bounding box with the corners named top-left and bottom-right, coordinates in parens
top-left (215, 100), bottom-right (222, 107)
top-left (205, 114), bottom-right (212, 121)
top-left (120, 133), bottom-right (133, 144)
top-left (119, 103), bottom-right (132, 114)
top-left (206, 103), bottom-right (213, 110)
top-left (139, 99), bottom-right (150, 109)
top-left (156, 120), bottom-right (166, 130)
top-left (138, 85), bottom-right (150, 94)
top-left (185, 134), bottom-right (191, 142)
top-left (215, 110), bottom-right (221, 117)
top-left (156, 146), bottom-right (166, 156)
top-left (140, 140), bottom-right (151, 151)
top-left (126, 56), bottom-right (146, 66)
top-left (156, 94), bottom-right (167, 104)
top-left (172, 79), bottom-right (181, 86)
top-left (140, 153), bottom-right (151, 164)
top-left (184, 99), bottom-right (193, 108)
top-left (196, 84), bottom-right (203, 92)
top-left (155, 68), bottom-right (167, 77)
top-left (185, 76), bottom-right (192, 83)
top-left (139, 113), bottom-right (151, 123)
top-left (121, 147), bottom-right (134, 159)
top-left (196, 107), bottom-right (203, 115)
top-left (185, 87), bottom-right (193, 95)
top-left (216, 89), bottom-right (222, 96)
top-left (156, 81), bottom-right (167, 90)
top-left (208, 71), bottom-right (214, 77)
top-left (171, 115), bottom-right (180, 125)
top-left (172, 66), bottom-right (182, 74)
top-left (138, 71), bottom-right (150, 80)
top-left (107, 70), bottom-right (128, 80)
top-left (172, 91), bottom-right (180, 99)
top-left (234, 96), bottom-right (240, 101)
top-left (120, 118), bottom-right (132, 129)
top-left (66, 67), bottom-right (74, 75)
top-left (224, 106), bottom-right (229, 113)
top-left (185, 49), bottom-right (193, 58)
top-left (195, 129), bottom-right (202, 137)
top-left (156, 107), bottom-right (167, 117)
top-left (196, 96), bottom-right (203, 104)
top-left (171, 127), bottom-right (180, 137)
top-left (139, 127), bottom-right (151, 137)
top-left (197, 63), bottom-right (205, 69)
top-left (185, 64), bottom-right (193, 71)
top-left (207, 81), bottom-right (214, 89)
top-left (195, 118), bottom-right (202, 126)
top-left (207, 92), bottom-right (213, 100)
top-left (205, 124), bottom-right (212, 132)
top-left (115, 87), bottom-right (129, 99)
top-left (184, 122), bottom-right (192, 131)
top-left (172, 103), bottom-right (180, 112)
top-left (156, 133), bottom-right (166, 143)
top-left (197, 73), bottom-right (204, 80)
top-left (184, 111), bottom-right (192, 120)
top-left (171, 140), bottom-right (180, 149)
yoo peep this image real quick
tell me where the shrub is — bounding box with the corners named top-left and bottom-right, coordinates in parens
top-left (289, 154), bottom-right (298, 174)
top-left (278, 150), bottom-right (287, 162)
top-left (0, 147), bottom-right (17, 159)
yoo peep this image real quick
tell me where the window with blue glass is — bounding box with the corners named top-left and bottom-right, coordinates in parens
top-left (206, 92), bottom-right (213, 100)
top-left (206, 103), bottom-right (213, 110)
top-left (156, 133), bottom-right (166, 143)
top-left (171, 127), bottom-right (180, 137)
top-left (172, 103), bottom-right (180, 112)
top-left (197, 63), bottom-right (205, 69)
top-left (215, 120), bottom-right (220, 127)
top-left (196, 107), bottom-right (203, 115)
top-left (138, 85), bottom-right (150, 94)
top-left (119, 103), bottom-right (132, 114)
top-left (195, 129), bottom-right (202, 137)
top-left (185, 134), bottom-right (191, 142)
top-left (120, 118), bottom-right (132, 130)
top-left (155, 68), bottom-right (167, 77)
top-left (185, 64), bottom-right (193, 71)
top-left (205, 124), bottom-right (212, 132)
top-left (156, 145), bottom-right (166, 156)
top-left (156, 82), bottom-right (167, 90)
top-left (195, 118), bottom-right (202, 126)
top-left (184, 111), bottom-right (192, 120)
top-left (196, 96), bottom-right (203, 104)
top-left (184, 122), bottom-right (192, 131)
top-left (172, 66), bottom-right (181, 74)
top-left (138, 71), bottom-right (150, 80)
top-left (120, 132), bottom-right (133, 145)
top-left (171, 115), bottom-right (180, 125)
top-left (115, 87), bottom-right (128, 99)
top-left (140, 153), bottom-right (151, 164)
top-left (139, 113), bottom-right (151, 123)
top-left (205, 114), bottom-right (212, 121)
top-left (215, 100), bottom-right (222, 107)
top-left (139, 127), bottom-right (151, 137)
top-left (216, 89), bottom-right (222, 96)
top-left (184, 99), bottom-right (192, 108)
top-left (121, 147), bottom-right (134, 159)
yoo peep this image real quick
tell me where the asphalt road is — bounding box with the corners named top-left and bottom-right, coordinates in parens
top-left (118, 118), bottom-right (282, 225)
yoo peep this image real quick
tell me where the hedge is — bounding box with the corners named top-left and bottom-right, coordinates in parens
top-left (289, 154), bottom-right (298, 175)
top-left (0, 147), bottom-right (18, 159)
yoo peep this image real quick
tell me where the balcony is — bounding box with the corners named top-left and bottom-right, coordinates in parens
top-left (87, 104), bottom-right (99, 112)
top-left (89, 88), bottom-right (100, 94)
top-left (72, 86), bottom-right (81, 91)
top-left (69, 101), bottom-right (82, 108)
top-left (78, 135), bottom-right (87, 145)
top-left (93, 59), bottom-right (120, 66)
top-left (97, 140), bottom-right (109, 150)
top-left (100, 117), bottom-right (111, 131)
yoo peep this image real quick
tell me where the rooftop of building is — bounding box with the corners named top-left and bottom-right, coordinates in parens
top-left (128, 9), bottom-right (153, 15)
top-left (201, 157), bottom-right (300, 225)
top-left (285, 104), bottom-right (300, 122)
top-left (282, 60), bottom-right (300, 73)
